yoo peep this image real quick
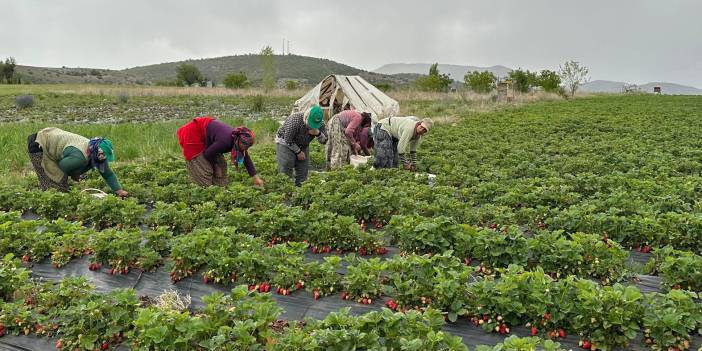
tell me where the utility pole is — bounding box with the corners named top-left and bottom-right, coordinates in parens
top-left (282, 38), bottom-right (286, 55)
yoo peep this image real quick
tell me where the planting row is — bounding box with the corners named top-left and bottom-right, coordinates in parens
top-left (387, 215), bottom-right (630, 283)
top-left (3, 253), bottom-right (702, 351)
top-left (6, 157), bottom-right (702, 255)
top-left (7, 209), bottom-right (702, 291)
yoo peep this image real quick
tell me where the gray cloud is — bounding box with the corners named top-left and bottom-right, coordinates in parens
top-left (2, 0), bottom-right (701, 86)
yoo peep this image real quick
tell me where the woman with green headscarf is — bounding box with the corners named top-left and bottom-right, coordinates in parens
top-left (275, 105), bottom-right (328, 186)
top-left (27, 127), bottom-right (128, 197)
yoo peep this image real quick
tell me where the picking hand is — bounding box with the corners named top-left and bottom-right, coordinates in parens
top-left (296, 152), bottom-right (306, 161)
top-left (253, 175), bottom-right (265, 187)
top-left (115, 189), bottom-right (129, 198)
top-left (353, 143), bottom-right (362, 155)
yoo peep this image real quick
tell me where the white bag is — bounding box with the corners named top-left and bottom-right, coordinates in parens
top-left (350, 155), bottom-right (371, 168)
top-left (81, 188), bottom-right (108, 199)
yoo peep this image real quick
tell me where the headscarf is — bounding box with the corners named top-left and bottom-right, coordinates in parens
top-left (306, 105), bottom-right (324, 129)
top-left (87, 137), bottom-right (114, 173)
top-left (231, 127), bottom-right (255, 170)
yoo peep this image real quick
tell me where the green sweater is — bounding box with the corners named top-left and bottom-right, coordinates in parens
top-left (60, 146), bottom-right (122, 192)
top-left (378, 116), bottom-right (422, 154)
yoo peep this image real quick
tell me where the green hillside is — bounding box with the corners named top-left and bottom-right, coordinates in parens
top-left (17, 55), bottom-right (413, 87)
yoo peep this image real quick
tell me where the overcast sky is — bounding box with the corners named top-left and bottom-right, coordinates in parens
top-left (2, 0), bottom-right (701, 87)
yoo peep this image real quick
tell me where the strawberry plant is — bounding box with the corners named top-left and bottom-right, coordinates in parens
top-left (51, 289), bottom-right (139, 351)
top-left (474, 336), bottom-right (566, 351)
top-left (528, 231), bottom-right (629, 282)
top-left (386, 253), bottom-right (470, 321)
top-left (0, 186), bottom-right (26, 212)
top-left (358, 307), bottom-right (468, 351)
top-left (25, 190), bottom-right (81, 220)
top-left (386, 215), bottom-right (460, 255)
top-left (649, 246), bottom-right (702, 292)
top-left (77, 195), bottom-right (145, 229)
top-left (50, 227), bottom-right (92, 268)
top-left (642, 290), bottom-right (702, 351)
top-left (148, 201), bottom-right (194, 233)
top-left (199, 286), bottom-right (282, 346)
top-left (0, 254), bottom-right (31, 301)
top-left (471, 225), bottom-right (529, 269)
top-left (306, 256), bottom-right (342, 299)
top-left (169, 228), bottom-right (221, 281)
top-left (567, 280), bottom-right (642, 350)
top-left (342, 256), bottom-right (387, 304)
top-left (130, 306), bottom-right (205, 350)
top-left (91, 229), bottom-right (161, 273)
top-left (268, 242), bottom-right (307, 294)
top-left (466, 265), bottom-right (530, 334)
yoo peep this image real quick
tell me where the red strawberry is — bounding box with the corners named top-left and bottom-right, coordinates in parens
top-left (122, 268), bottom-right (129, 275)
top-left (56, 339), bottom-right (62, 349)
top-left (531, 327), bottom-right (538, 336)
top-left (582, 340), bottom-right (591, 350)
top-left (203, 276), bottom-right (210, 284)
top-left (313, 290), bottom-right (321, 300)
top-left (22, 255), bottom-right (30, 263)
top-left (498, 324), bottom-right (507, 334)
top-left (311, 247), bottom-right (318, 254)
top-left (558, 328), bottom-right (566, 338)
top-left (482, 314), bottom-right (490, 321)
top-left (100, 342), bottom-right (109, 350)
top-left (109, 268), bottom-right (115, 275)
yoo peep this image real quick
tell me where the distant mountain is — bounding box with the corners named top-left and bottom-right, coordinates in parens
top-left (581, 80), bottom-right (702, 95)
top-left (373, 63), bottom-right (513, 81)
top-left (16, 55), bottom-right (413, 87)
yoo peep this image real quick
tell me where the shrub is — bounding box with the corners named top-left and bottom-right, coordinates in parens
top-left (251, 95), bottom-right (265, 112)
top-left (15, 95), bottom-right (34, 109)
top-left (536, 70), bottom-right (561, 92)
top-left (117, 92), bottom-right (129, 104)
top-left (375, 83), bottom-right (392, 92)
top-left (284, 80), bottom-right (299, 90)
top-left (223, 71), bottom-right (249, 89)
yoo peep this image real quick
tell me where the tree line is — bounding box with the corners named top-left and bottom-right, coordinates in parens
top-left (416, 61), bottom-right (589, 97)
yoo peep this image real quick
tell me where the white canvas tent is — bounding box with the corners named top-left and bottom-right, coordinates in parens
top-left (293, 75), bottom-right (400, 121)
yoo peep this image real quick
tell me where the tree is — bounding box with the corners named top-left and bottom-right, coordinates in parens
top-left (464, 71), bottom-right (496, 94)
top-left (559, 60), bottom-right (589, 97)
top-left (223, 71), bottom-right (249, 89)
top-left (260, 46), bottom-right (276, 92)
top-left (509, 68), bottom-right (537, 93)
top-left (416, 63), bottom-right (452, 92)
top-left (536, 70), bottom-right (561, 92)
top-left (175, 63), bottom-right (204, 86)
top-left (1, 57), bottom-right (17, 84)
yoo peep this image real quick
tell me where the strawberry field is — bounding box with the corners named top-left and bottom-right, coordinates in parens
top-left (1, 93), bottom-right (702, 350)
